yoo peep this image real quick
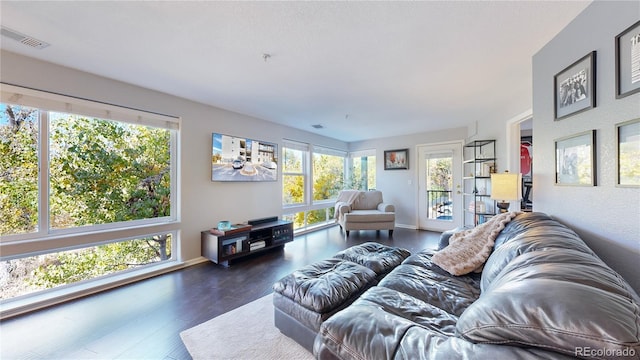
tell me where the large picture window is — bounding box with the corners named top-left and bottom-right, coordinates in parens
top-left (48, 112), bottom-right (172, 229)
top-left (313, 147), bottom-right (345, 202)
top-left (0, 85), bottom-right (179, 307)
top-left (282, 140), bottom-right (346, 231)
top-left (0, 104), bottom-right (39, 235)
top-left (350, 149), bottom-right (376, 190)
top-left (282, 140), bottom-right (308, 206)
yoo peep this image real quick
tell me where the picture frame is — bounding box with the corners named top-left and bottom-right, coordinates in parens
top-left (615, 20), bottom-right (640, 98)
top-left (384, 148), bottom-right (409, 170)
top-left (554, 51), bottom-right (596, 120)
top-left (555, 130), bottom-right (596, 186)
top-left (616, 118), bottom-right (640, 187)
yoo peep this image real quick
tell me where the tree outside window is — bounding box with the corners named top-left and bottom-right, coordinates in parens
top-left (0, 101), bottom-right (175, 300)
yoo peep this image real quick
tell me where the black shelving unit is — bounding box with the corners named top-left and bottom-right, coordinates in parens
top-left (463, 140), bottom-right (496, 227)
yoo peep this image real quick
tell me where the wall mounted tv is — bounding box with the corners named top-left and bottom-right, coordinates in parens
top-left (211, 133), bottom-right (278, 182)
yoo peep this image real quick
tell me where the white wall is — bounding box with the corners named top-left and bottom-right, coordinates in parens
top-left (531, 2), bottom-right (640, 292)
top-left (350, 127), bottom-right (467, 228)
top-left (1, 49), bottom-right (472, 263)
top-left (0, 50), bottom-right (347, 262)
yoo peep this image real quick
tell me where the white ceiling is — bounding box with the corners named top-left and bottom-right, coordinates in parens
top-left (0, 1), bottom-right (591, 142)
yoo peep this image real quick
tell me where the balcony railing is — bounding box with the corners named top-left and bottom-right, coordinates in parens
top-left (427, 190), bottom-right (452, 220)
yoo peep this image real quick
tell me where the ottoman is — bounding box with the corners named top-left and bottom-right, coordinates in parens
top-left (332, 242), bottom-right (411, 279)
top-left (272, 258), bottom-right (377, 351)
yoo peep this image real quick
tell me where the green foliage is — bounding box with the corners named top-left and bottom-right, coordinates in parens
top-left (28, 234), bottom-right (171, 288)
top-left (428, 158), bottom-right (452, 191)
top-left (49, 114), bottom-right (171, 227)
top-left (312, 154), bottom-right (344, 201)
top-left (349, 156), bottom-right (376, 190)
top-left (0, 106), bottom-right (39, 235)
top-left (282, 148), bottom-right (347, 228)
top-left (1, 103), bottom-right (173, 293)
top-left (282, 148), bottom-right (305, 206)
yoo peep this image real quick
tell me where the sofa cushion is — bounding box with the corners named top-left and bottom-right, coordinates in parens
top-left (486, 248), bottom-right (638, 298)
top-left (314, 289), bottom-right (417, 360)
top-left (396, 327), bottom-right (579, 360)
top-left (481, 214), bottom-right (597, 292)
top-left (333, 242), bottom-right (410, 277)
top-left (315, 286), bottom-right (459, 360)
top-left (458, 280), bottom-right (640, 359)
top-left (379, 250), bottom-right (481, 317)
top-left (458, 249), bottom-right (640, 359)
top-left (492, 212), bottom-right (581, 250)
top-left (343, 210), bottom-right (395, 223)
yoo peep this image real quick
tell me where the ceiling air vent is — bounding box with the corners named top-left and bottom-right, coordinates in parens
top-left (1, 26), bottom-right (50, 49)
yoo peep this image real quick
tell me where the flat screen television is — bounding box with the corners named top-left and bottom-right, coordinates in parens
top-left (211, 133), bottom-right (278, 182)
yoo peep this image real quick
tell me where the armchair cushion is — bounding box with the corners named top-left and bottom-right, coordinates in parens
top-left (344, 210), bottom-right (395, 223)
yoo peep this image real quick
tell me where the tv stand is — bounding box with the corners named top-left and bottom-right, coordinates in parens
top-left (201, 219), bottom-right (293, 267)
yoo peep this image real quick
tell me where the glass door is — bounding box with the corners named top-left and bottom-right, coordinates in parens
top-left (418, 142), bottom-right (463, 231)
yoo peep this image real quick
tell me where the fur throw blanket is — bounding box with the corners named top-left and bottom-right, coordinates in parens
top-left (432, 211), bottom-right (520, 276)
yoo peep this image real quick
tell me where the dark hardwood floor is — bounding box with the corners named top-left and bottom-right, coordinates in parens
top-left (0, 225), bottom-right (441, 360)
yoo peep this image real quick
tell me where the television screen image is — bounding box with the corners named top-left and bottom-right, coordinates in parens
top-left (212, 133), bottom-right (278, 182)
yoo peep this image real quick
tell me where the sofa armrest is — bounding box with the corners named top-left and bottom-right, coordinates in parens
top-left (336, 202), bottom-right (351, 214)
top-left (377, 203), bottom-right (395, 212)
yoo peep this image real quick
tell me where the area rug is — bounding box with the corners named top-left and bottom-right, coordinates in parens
top-left (180, 293), bottom-right (314, 360)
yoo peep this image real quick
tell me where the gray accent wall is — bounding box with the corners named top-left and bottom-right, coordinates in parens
top-left (532, 1), bottom-right (640, 293)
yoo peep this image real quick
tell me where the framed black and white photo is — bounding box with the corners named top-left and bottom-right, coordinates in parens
top-left (615, 20), bottom-right (640, 98)
top-left (555, 130), bottom-right (596, 186)
top-left (616, 119), bottom-right (640, 187)
top-left (554, 51), bottom-right (596, 120)
top-left (384, 149), bottom-right (409, 170)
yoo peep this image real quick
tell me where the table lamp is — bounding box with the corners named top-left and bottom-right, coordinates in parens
top-left (491, 171), bottom-right (521, 213)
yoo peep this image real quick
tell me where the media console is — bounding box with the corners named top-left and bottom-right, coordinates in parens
top-left (201, 219), bottom-right (293, 267)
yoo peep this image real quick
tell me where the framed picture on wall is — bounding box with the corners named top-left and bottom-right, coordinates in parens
top-left (616, 118), bottom-right (640, 187)
top-left (554, 130), bottom-right (596, 186)
top-left (615, 20), bottom-right (640, 98)
top-left (554, 51), bottom-right (596, 120)
top-left (384, 149), bottom-right (409, 170)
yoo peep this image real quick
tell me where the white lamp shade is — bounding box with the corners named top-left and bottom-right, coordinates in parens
top-left (491, 172), bottom-right (521, 201)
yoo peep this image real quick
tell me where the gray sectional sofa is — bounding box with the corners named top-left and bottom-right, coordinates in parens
top-left (313, 212), bottom-right (640, 359)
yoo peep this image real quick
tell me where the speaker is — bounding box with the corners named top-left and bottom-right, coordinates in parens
top-left (248, 216), bottom-right (278, 225)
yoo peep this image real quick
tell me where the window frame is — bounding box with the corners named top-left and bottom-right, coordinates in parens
top-left (282, 140), bottom-right (347, 233)
top-left (282, 140), bottom-right (309, 208)
top-left (349, 149), bottom-right (377, 191)
top-left (311, 145), bottom-right (347, 205)
top-left (0, 84), bottom-right (180, 249)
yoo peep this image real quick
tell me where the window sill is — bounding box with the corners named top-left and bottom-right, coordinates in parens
top-left (0, 259), bottom-right (188, 320)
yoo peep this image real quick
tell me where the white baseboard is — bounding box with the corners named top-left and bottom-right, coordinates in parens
top-left (395, 223), bottom-right (418, 230)
top-left (183, 256), bottom-right (209, 267)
